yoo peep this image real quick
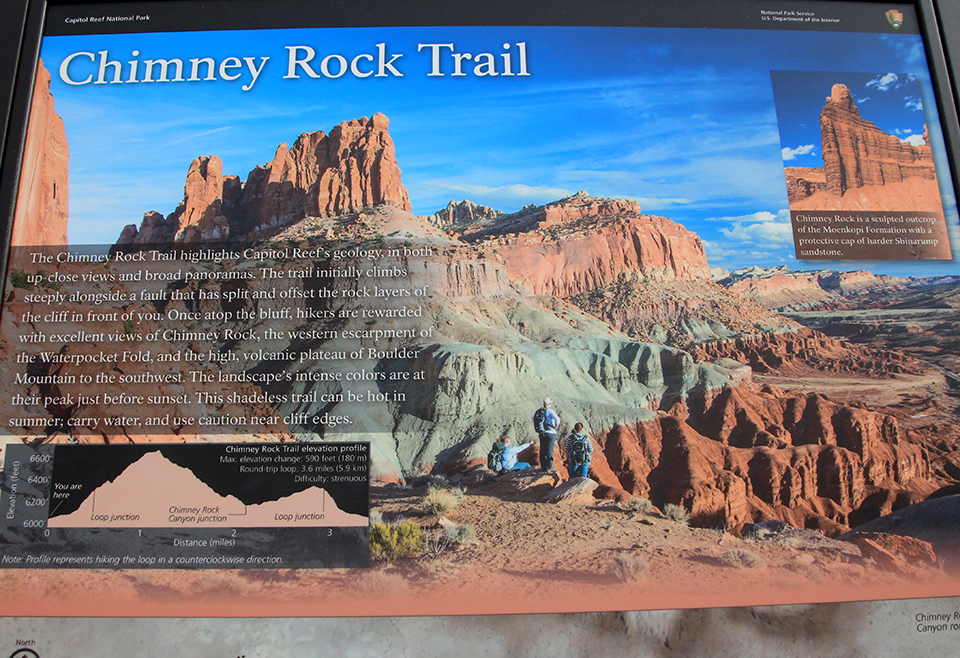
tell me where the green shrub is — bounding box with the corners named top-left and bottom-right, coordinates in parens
top-left (370, 520), bottom-right (424, 560)
top-left (664, 503), bottom-right (690, 525)
top-left (406, 473), bottom-right (448, 489)
top-left (37, 271), bottom-right (59, 291)
top-left (9, 270), bottom-right (32, 290)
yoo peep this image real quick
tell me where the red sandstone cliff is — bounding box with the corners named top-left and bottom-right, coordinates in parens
top-left (117, 113), bottom-right (410, 245)
top-left (461, 192), bottom-right (711, 298)
top-left (239, 113), bottom-right (410, 235)
top-left (786, 84), bottom-right (940, 211)
top-left (820, 84), bottom-right (935, 196)
top-left (12, 59), bottom-right (69, 246)
top-left (588, 383), bottom-right (941, 534)
top-left (455, 193), bottom-right (803, 346)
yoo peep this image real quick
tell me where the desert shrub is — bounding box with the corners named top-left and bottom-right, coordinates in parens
top-left (9, 270), bottom-right (31, 290)
top-left (370, 520), bottom-right (424, 560)
top-left (720, 548), bottom-right (766, 569)
top-left (741, 519), bottom-right (787, 542)
top-left (36, 270), bottom-right (60, 291)
top-left (422, 522), bottom-right (476, 560)
top-left (630, 497), bottom-right (653, 514)
top-left (443, 522), bottom-right (475, 546)
top-left (422, 485), bottom-right (465, 515)
top-left (664, 503), bottom-right (690, 525)
top-left (368, 510), bottom-right (383, 526)
top-left (407, 473), bottom-right (448, 489)
top-left (610, 554), bottom-right (647, 581)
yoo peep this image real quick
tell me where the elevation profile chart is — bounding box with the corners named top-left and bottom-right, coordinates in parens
top-left (0, 442), bottom-right (369, 569)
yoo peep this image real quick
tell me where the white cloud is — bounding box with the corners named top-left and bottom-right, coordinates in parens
top-left (904, 96), bottom-right (923, 111)
top-left (781, 144), bottom-right (815, 161)
top-left (866, 72), bottom-right (899, 91)
top-left (902, 134), bottom-right (926, 147)
top-left (635, 196), bottom-right (695, 209)
top-left (701, 211), bottom-right (796, 267)
top-left (715, 209), bottom-right (794, 249)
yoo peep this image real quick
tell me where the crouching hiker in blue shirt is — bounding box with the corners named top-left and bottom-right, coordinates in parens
top-left (501, 437), bottom-right (533, 471)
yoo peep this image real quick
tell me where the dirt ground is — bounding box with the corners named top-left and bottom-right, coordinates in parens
top-left (3, 367), bottom-right (957, 618)
top-left (3, 474), bottom-right (958, 617)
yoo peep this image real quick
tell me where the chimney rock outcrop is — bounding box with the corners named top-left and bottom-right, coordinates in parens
top-left (819, 83), bottom-right (935, 197)
top-left (117, 113), bottom-right (410, 246)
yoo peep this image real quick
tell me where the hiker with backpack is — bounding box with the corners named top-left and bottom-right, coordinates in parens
top-left (488, 436), bottom-right (533, 472)
top-left (533, 397), bottom-right (560, 472)
top-left (564, 422), bottom-right (593, 478)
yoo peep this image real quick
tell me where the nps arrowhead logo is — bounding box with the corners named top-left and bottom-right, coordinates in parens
top-left (886, 9), bottom-right (904, 29)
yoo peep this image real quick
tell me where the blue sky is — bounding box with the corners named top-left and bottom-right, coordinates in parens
top-left (38, 25), bottom-right (959, 275)
top-left (771, 69), bottom-right (929, 167)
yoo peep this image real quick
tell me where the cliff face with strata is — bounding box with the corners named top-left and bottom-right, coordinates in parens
top-left (590, 384), bottom-right (935, 533)
top-left (715, 266), bottom-right (899, 312)
top-left (12, 59), bottom-right (69, 246)
top-left (460, 193), bottom-right (711, 298)
top-left (820, 84), bottom-right (935, 196)
top-left (454, 192), bottom-right (798, 346)
top-left (117, 113), bottom-right (410, 246)
top-left (786, 84), bottom-right (938, 209)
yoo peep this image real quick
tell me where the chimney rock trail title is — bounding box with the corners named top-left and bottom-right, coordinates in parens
top-left (57, 42), bottom-right (531, 91)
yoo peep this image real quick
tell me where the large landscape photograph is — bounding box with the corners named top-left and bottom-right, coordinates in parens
top-left (2, 24), bottom-right (960, 615)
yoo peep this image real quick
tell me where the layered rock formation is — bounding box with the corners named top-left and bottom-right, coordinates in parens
top-left (423, 199), bottom-right (502, 227)
top-left (689, 327), bottom-right (917, 376)
top-left (116, 156), bottom-right (238, 245)
top-left (460, 192), bottom-right (711, 298)
top-left (239, 114), bottom-right (410, 235)
top-left (450, 193), bottom-right (800, 346)
top-left (589, 383), bottom-right (938, 533)
top-left (117, 113), bottom-right (410, 246)
top-left (12, 59), bottom-right (68, 246)
top-left (715, 266), bottom-right (900, 312)
top-left (569, 277), bottom-right (798, 348)
top-left (783, 167), bottom-right (825, 203)
top-left (786, 84), bottom-right (939, 210)
top-left (820, 84), bottom-right (935, 196)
